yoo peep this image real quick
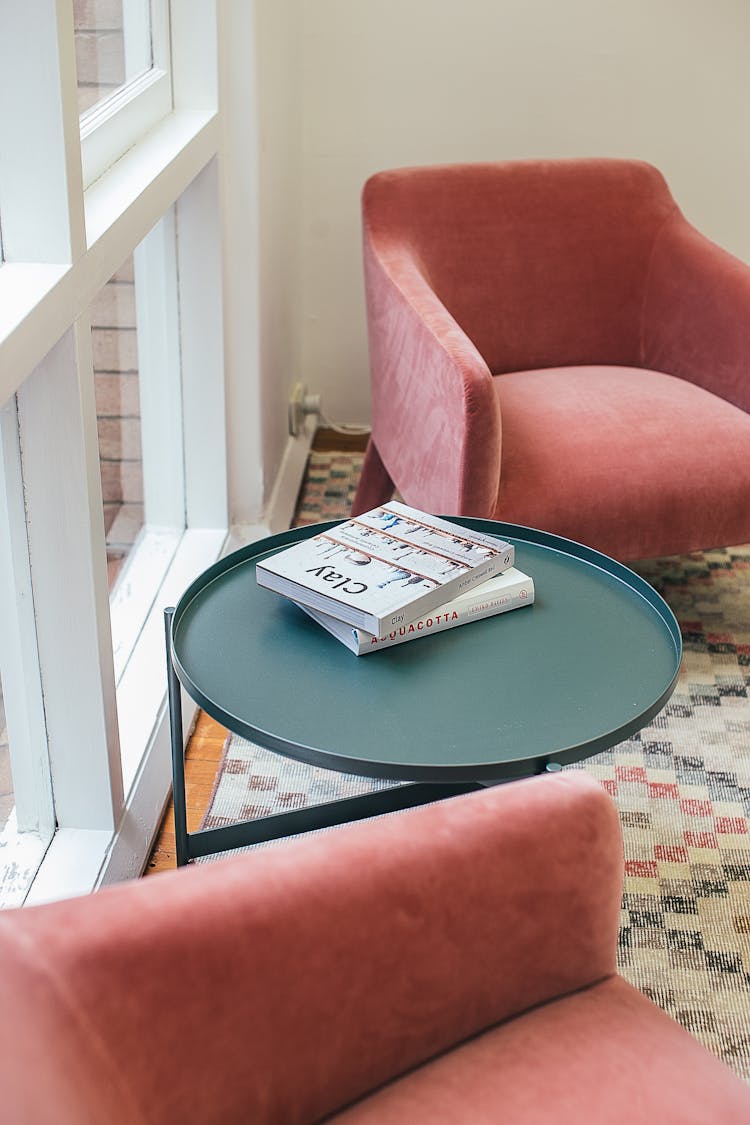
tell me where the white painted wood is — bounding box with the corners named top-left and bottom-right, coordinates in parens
top-left (15, 327), bottom-right (123, 831)
top-left (0, 114), bottom-right (218, 402)
top-left (177, 158), bottom-right (228, 530)
top-left (0, 812), bottom-right (51, 909)
top-left (0, 114), bottom-right (218, 399)
top-left (117, 528), bottom-right (225, 791)
top-left (23, 827), bottom-right (113, 906)
top-left (30, 528), bottom-right (227, 899)
top-left (122, 0), bottom-right (154, 77)
top-left (67, 537), bottom-right (229, 892)
top-left (0, 265), bottom-right (70, 405)
top-left (109, 527), bottom-right (181, 681)
top-left (80, 0), bottom-right (172, 189)
top-left (81, 71), bottom-right (173, 190)
top-left (133, 209), bottom-right (186, 528)
top-left (0, 400), bottom-right (55, 837)
top-left (97, 679), bottom-right (199, 887)
top-left (0, 0), bottom-right (85, 263)
top-left (263, 417), bottom-right (315, 534)
top-left (84, 110), bottom-right (219, 253)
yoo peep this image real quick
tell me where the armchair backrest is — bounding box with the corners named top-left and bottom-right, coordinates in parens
top-left (363, 158), bottom-right (680, 374)
top-left (0, 773), bottom-right (622, 1124)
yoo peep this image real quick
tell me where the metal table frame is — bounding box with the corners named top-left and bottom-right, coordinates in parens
top-left (164, 519), bottom-right (681, 868)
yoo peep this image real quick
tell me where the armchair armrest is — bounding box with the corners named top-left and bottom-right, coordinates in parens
top-left (643, 212), bottom-right (750, 414)
top-left (0, 772), bottom-right (623, 1125)
top-left (363, 227), bottom-right (502, 516)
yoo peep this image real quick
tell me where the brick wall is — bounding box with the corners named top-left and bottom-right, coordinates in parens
top-left (90, 257), bottom-right (143, 551)
top-left (74, 0), bottom-right (126, 113)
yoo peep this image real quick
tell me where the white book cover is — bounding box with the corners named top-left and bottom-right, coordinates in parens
top-left (255, 502), bottom-right (515, 634)
top-left (300, 567), bottom-right (534, 654)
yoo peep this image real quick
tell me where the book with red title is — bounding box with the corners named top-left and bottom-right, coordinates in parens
top-left (255, 501), bottom-right (515, 635)
top-left (299, 565), bottom-right (534, 654)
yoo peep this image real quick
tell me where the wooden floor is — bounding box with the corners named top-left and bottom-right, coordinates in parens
top-left (145, 711), bottom-right (228, 874)
top-left (144, 427), bottom-right (368, 876)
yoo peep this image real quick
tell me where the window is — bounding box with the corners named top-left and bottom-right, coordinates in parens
top-left (76, 0), bottom-right (173, 188)
top-left (93, 255), bottom-right (145, 587)
top-left (75, 0), bottom-right (154, 114)
top-left (0, 3), bottom-right (225, 904)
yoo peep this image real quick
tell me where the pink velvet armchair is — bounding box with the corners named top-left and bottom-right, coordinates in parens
top-left (353, 158), bottom-right (750, 560)
top-left (1, 772), bottom-right (749, 1123)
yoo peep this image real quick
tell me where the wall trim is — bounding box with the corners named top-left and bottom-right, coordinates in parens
top-left (247, 416), bottom-right (316, 540)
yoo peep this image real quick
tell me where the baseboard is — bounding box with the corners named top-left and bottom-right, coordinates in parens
top-left (236, 416), bottom-right (316, 542)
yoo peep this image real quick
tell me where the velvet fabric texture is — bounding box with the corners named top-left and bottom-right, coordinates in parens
top-left (354, 158), bottom-right (750, 559)
top-left (329, 978), bottom-right (750, 1124)
top-left (1, 772), bottom-right (749, 1123)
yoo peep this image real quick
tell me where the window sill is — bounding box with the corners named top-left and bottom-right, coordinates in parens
top-left (84, 108), bottom-right (219, 254)
top-left (0, 811), bottom-right (50, 908)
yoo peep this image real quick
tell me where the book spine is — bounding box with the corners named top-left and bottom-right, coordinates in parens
top-left (366, 546), bottom-right (515, 634)
top-left (355, 578), bottom-right (534, 654)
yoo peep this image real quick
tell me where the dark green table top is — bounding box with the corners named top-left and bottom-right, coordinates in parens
top-left (170, 519), bottom-right (682, 782)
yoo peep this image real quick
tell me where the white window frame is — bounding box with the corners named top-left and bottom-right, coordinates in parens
top-left (0, 398), bottom-right (56, 908)
top-left (0, 1), bottom-right (227, 904)
top-left (80, 0), bottom-right (173, 189)
top-left (0, 399), bottom-right (55, 842)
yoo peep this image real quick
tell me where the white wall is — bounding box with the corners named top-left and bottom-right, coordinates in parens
top-left (255, 0), bottom-right (303, 501)
top-left (219, 0), bottom-right (302, 524)
top-left (218, 1), bottom-right (263, 524)
top-left (298, 0), bottom-right (750, 423)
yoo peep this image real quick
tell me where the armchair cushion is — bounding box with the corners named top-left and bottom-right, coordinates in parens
top-left (492, 365), bottom-right (750, 559)
top-left (330, 977), bottom-right (750, 1124)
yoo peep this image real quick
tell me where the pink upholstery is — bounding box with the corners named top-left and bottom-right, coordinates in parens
top-left (1, 773), bottom-right (748, 1123)
top-left (331, 978), bottom-right (750, 1124)
top-left (353, 158), bottom-right (750, 559)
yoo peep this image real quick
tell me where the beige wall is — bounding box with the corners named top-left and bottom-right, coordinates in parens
top-left (294, 0), bottom-right (750, 422)
top-left (255, 0), bottom-right (303, 496)
top-left (220, 0), bottom-right (303, 521)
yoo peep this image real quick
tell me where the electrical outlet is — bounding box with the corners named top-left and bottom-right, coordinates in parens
top-left (288, 382), bottom-right (307, 437)
top-left (288, 383), bottom-right (321, 436)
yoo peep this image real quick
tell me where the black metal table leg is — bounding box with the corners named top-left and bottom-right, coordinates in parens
top-left (164, 607), bottom-right (189, 867)
top-left (188, 780), bottom-right (483, 859)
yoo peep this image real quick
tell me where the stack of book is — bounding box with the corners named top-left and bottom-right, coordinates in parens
top-left (256, 501), bottom-right (535, 655)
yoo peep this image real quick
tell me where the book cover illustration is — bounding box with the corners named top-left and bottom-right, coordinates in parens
top-left (255, 502), bottom-right (515, 634)
top-left (300, 565), bottom-right (534, 655)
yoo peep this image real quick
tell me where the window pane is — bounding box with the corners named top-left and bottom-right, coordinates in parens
top-left (91, 215), bottom-right (186, 699)
top-left (74, 0), bottom-right (154, 115)
top-left (93, 255), bottom-right (144, 589)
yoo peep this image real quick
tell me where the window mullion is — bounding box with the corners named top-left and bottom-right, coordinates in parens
top-left (15, 326), bottom-right (123, 832)
top-left (177, 158), bottom-right (228, 529)
top-left (0, 0), bottom-right (85, 264)
top-left (0, 400), bottom-right (55, 838)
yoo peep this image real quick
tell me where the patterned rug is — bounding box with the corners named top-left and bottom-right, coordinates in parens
top-left (202, 451), bottom-right (750, 1080)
